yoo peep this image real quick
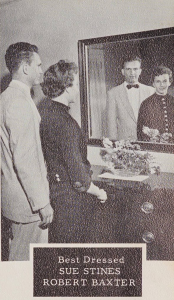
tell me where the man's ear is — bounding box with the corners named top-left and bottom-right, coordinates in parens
top-left (121, 69), bottom-right (124, 76)
top-left (139, 68), bottom-right (142, 76)
top-left (23, 63), bottom-right (29, 75)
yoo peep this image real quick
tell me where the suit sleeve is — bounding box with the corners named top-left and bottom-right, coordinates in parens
top-left (6, 98), bottom-right (49, 212)
top-left (106, 90), bottom-right (118, 139)
top-left (56, 121), bottom-right (92, 192)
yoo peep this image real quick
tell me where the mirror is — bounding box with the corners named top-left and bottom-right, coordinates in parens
top-left (78, 27), bottom-right (174, 153)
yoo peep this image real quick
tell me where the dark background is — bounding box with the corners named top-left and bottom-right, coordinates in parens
top-left (103, 35), bottom-right (174, 92)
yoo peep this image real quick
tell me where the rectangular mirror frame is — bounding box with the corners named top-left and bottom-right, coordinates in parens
top-left (78, 27), bottom-right (174, 153)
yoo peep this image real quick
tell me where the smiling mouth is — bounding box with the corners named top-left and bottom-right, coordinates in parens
top-left (158, 89), bottom-right (166, 94)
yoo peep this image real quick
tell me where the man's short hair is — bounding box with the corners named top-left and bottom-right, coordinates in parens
top-left (151, 65), bottom-right (173, 83)
top-left (5, 42), bottom-right (38, 74)
top-left (122, 55), bottom-right (142, 68)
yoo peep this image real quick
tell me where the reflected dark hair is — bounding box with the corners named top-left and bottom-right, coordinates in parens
top-left (41, 60), bottom-right (78, 98)
top-left (5, 42), bottom-right (38, 74)
top-left (122, 55), bottom-right (142, 68)
top-left (151, 65), bottom-right (173, 83)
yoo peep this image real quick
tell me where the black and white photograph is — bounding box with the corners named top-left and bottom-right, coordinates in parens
top-left (0, 0), bottom-right (174, 299)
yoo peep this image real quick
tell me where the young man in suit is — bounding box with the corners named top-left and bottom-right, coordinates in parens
top-left (106, 56), bottom-right (155, 140)
top-left (0, 42), bottom-right (53, 261)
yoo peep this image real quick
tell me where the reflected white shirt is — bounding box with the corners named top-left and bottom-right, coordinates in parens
top-left (124, 81), bottom-right (141, 121)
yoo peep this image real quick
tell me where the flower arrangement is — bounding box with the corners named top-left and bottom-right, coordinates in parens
top-left (143, 126), bottom-right (172, 143)
top-left (100, 138), bottom-right (160, 176)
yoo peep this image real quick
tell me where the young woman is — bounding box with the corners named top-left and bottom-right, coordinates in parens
top-left (40, 60), bottom-right (107, 243)
top-left (137, 65), bottom-right (174, 142)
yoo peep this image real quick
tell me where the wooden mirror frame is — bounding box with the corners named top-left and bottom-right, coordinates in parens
top-left (78, 27), bottom-right (174, 153)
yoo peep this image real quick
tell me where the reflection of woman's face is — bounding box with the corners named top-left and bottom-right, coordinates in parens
top-left (153, 74), bottom-right (171, 95)
top-left (67, 73), bottom-right (79, 104)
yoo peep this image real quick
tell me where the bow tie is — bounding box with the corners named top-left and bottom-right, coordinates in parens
top-left (127, 84), bottom-right (139, 89)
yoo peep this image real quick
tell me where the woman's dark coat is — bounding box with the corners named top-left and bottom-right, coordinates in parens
top-left (137, 93), bottom-right (174, 142)
top-left (39, 100), bottom-right (95, 243)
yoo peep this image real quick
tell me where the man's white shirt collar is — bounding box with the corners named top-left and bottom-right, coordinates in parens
top-left (11, 80), bottom-right (41, 121)
top-left (11, 79), bottom-right (31, 96)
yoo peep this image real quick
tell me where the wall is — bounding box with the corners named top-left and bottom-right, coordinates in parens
top-left (2, 0), bottom-right (173, 69)
top-left (1, 0), bottom-right (174, 171)
top-left (1, 0), bottom-right (174, 91)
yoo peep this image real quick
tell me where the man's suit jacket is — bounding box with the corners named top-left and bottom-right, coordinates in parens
top-left (106, 83), bottom-right (155, 140)
top-left (0, 81), bottom-right (49, 223)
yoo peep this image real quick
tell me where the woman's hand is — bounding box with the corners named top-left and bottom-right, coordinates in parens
top-left (97, 189), bottom-right (107, 203)
top-left (87, 182), bottom-right (107, 203)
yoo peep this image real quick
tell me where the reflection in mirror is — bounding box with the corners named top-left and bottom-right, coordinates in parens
top-left (78, 27), bottom-right (174, 152)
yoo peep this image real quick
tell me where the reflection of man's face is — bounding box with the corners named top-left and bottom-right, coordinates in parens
top-left (122, 60), bottom-right (142, 84)
top-left (153, 74), bottom-right (171, 95)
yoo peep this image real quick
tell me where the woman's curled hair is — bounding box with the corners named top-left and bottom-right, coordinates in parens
top-left (41, 60), bottom-right (78, 98)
